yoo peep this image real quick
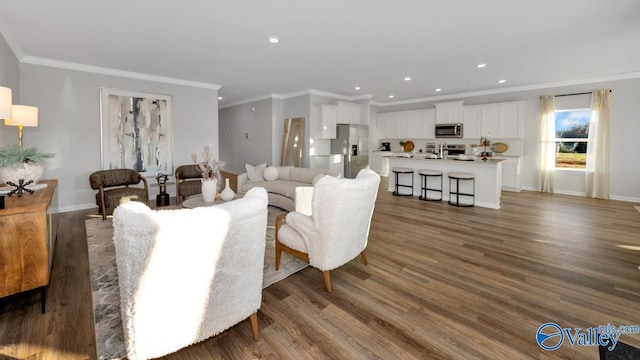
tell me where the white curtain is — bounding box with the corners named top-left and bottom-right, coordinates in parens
top-left (585, 90), bottom-right (610, 199)
top-left (539, 95), bottom-right (555, 193)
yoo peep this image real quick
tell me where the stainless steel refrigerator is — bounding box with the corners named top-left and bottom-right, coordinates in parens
top-left (330, 124), bottom-right (369, 178)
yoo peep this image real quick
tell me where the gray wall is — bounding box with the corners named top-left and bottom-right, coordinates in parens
top-left (17, 63), bottom-right (219, 211)
top-left (0, 33), bottom-right (20, 147)
top-left (219, 98), bottom-right (274, 174)
top-left (373, 77), bottom-right (640, 201)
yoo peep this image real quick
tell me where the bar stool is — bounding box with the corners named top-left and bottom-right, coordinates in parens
top-left (418, 169), bottom-right (443, 201)
top-left (392, 167), bottom-right (414, 196)
top-left (448, 172), bottom-right (475, 207)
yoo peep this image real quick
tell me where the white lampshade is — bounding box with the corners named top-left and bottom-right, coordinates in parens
top-left (0, 86), bottom-right (11, 119)
top-left (5, 105), bottom-right (38, 127)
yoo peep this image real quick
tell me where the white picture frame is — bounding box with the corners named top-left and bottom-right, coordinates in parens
top-left (99, 88), bottom-right (173, 177)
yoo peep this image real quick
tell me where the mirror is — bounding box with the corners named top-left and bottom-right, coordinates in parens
top-left (281, 117), bottom-right (304, 167)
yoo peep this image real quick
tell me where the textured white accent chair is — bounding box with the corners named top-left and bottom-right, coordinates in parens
top-left (275, 168), bottom-right (380, 292)
top-left (112, 187), bottom-right (268, 360)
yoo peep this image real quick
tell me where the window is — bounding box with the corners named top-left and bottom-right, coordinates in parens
top-left (554, 109), bottom-right (591, 169)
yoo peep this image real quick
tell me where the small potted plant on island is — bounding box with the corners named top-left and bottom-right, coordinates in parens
top-left (0, 144), bottom-right (54, 196)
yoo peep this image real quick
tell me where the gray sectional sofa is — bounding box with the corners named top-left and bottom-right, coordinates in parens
top-left (237, 166), bottom-right (337, 211)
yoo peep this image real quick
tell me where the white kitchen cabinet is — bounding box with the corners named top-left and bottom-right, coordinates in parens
top-left (496, 157), bottom-right (521, 191)
top-left (377, 112), bottom-right (398, 139)
top-left (479, 101), bottom-right (524, 139)
top-left (435, 101), bottom-right (464, 124)
top-left (499, 102), bottom-right (523, 138)
top-left (337, 101), bottom-right (361, 125)
top-left (397, 110), bottom-right (422, 138)
top-left (481, 105), bottom-right (500, 137)
top-left (421, 109), bottom-right (436, 138)
top-left (462, 106), bottom-right (482, 139)
top-left (371, 152), bottom-right (390, 176)
top-left (316, 104), bottom-right (337, 139)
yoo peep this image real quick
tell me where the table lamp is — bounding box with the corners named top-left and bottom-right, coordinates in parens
top-left (0, 86), bottom-right (11, 119)
top-left (5, 105), bottom-right (38, 146)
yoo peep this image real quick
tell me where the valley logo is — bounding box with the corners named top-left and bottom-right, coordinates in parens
top-left (536, 322), bottom-right (640, 351)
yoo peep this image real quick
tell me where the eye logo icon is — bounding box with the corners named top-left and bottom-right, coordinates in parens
top-left (536, 322), bottom-right (564, 351)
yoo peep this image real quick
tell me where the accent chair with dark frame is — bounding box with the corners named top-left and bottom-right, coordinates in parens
top-left (175, 164), bottom-right (209, 205)
top-left (88, 169), bottom-right (149, 220)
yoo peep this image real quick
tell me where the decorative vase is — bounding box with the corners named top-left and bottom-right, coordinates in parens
top-left (0, 162), bottom-right (44, 186)
top-left (201, 178), bottom-right (217, 203)
top-left (220, 178), bottom-right (235, 202)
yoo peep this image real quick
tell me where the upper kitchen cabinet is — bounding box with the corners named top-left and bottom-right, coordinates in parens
top-left (421, 109), bottom-right (436, 138)
top-left (480, 101), bottom-right (524, 138)
top-left (397, 110), bottom-right (423, 138)
top-left (337, 101), bottom-right (362, 125)
top-left (435, 101), bottom-right (464, 124)
top-left (377, 112), bottom-right (398, 139)
top-left (316, 104), bottom-right (338, 139)
top-left (462, 105), bottom-right (482, 139)
top-left (499, 101), bottom-right (523, 138)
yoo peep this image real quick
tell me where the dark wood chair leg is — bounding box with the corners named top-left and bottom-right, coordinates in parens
top-left (250, 312), bottom-right (259, 341)
top-left (322, 271), bottom-right (332, 293)
top-left (274, 214), bottom-right (287, 270)
top-left (275, 242), bottom-right (282, 270)
top-left (360, 250), bottom-right (368, 265)
top-left (40, 287), bottom-right (46, 314)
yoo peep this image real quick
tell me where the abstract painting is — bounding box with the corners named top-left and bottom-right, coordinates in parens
top-left (100, 88), bottom-right (172, 176)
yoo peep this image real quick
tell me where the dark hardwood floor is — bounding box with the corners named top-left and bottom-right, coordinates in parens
top-left (1, 178), bottom-right (639, 359)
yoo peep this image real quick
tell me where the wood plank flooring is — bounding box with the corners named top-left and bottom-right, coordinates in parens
top-left (1, 178), bottom-right (639, 359)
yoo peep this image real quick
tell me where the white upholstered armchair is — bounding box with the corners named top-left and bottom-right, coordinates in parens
top-left (113, 187), bottom-right (268, 360)
top-left (275, 168), bottom-right (380, 292)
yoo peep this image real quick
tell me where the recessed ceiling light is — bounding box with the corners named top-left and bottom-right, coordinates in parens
top-left (354, 86), bottom-right (361, 90)
top-left (498, 79), bottom-right (506, 84)
top-left (268, 36), bottom-right (280, 44)
top-left (476, 63), bottom-right (487, 68)
top-left (218, 96), bottom-right (223, 100)
top-left (435, 88), bottom-right (442, 92)
top-left (388, 95), bottom-right (395, 99)
top-left (404, 77), bottom-right (411, 81)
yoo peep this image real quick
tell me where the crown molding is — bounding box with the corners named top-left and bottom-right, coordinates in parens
top-left (20, 56), bottom-right (222, 90)
top-left (219, 93), bottom-right (283, 109)
top-left (372, 71), bottom-right (640, 107)
top-left (0, 25), bottom-right (24, 60)
top-left (221, 89), bottom-right (375, 109)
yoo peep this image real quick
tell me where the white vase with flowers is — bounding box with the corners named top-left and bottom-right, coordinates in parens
top-left (191, 146), bottom-right (225, 203)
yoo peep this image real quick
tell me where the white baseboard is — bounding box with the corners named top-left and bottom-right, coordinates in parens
top-left (58, 203), bottom-right (96, 213)
top-left (609, 195), bottom-right (640, 203)
top-left (519, 185), bottom-right (640, 203)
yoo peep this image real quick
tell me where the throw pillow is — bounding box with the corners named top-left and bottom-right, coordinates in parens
top-left (245, 163), bottom-right (267, 182)
top-left (263, 166), bottom-right (279, 181)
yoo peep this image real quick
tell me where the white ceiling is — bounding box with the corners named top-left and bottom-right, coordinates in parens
top-left (2, 0), bottom-right (640, 106)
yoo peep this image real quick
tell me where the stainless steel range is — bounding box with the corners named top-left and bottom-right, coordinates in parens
top-left (446, 144), bottom-right (466, 156)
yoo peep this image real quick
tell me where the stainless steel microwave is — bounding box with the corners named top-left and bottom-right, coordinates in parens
top-left (435, 123), bottom-right (463, 138)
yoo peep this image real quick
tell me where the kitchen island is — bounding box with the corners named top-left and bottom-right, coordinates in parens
top-left (388, 156), bottom-right (505, 209)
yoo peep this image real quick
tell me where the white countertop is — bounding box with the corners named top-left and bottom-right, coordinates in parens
top-left (389, 155), bottom-right (505, 165)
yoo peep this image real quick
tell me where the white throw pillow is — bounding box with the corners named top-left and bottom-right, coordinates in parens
top-left (263, 166), bottom-right (279, 181)
top-left (245, 163), bottom-right (267, 182)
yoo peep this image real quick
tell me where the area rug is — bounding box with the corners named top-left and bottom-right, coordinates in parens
top-left (86, 207), bottom-right (307, 360)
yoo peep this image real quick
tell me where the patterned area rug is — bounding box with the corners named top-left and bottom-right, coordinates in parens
top-left (86, 207), bottom-right (307, 360)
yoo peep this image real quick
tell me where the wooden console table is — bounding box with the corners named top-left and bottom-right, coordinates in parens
top-left (0, 179), bottom-right (58, 313)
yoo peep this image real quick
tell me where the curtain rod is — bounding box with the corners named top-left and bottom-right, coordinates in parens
top-left (553, 89), bottom-right (612, 98)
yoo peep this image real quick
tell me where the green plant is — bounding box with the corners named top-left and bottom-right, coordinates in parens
top-left (0, 144), bottom-right (54, 167)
